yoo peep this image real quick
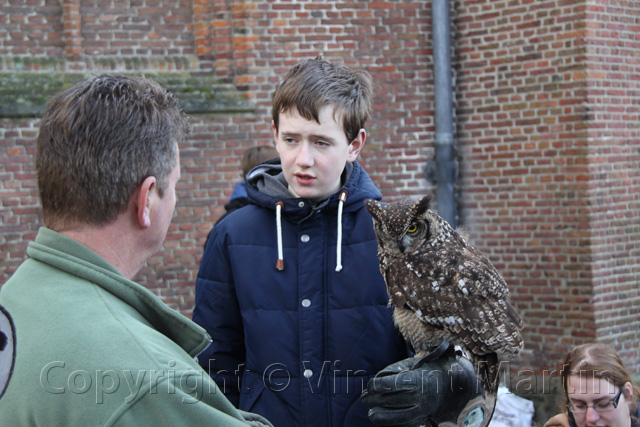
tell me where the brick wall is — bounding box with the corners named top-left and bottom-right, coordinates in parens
top-left (1, 0), bottom-right (436, 307)
top-left (456, 0), bottom-right (596, 374)
top-left (454, 0), bottom-right (640, 397)
top-left (585, 0), bottom-right (640, 365)
top-left (1, 1), bottom-right (638, 412)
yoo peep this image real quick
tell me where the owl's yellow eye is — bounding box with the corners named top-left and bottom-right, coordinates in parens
top-left (407, 223), bottom-right (419, 234)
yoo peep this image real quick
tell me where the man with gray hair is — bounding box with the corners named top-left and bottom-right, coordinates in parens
top-left (0, 74), bottom-right (272, 427)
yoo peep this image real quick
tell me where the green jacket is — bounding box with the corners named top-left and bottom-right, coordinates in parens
top-left (0, 227), bottom-right (272, 427)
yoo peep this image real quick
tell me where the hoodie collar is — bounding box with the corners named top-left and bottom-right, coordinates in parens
top-left (247, 160), bottom-right (360, 273)
top-left (248, 160), bottom-right (354, 206)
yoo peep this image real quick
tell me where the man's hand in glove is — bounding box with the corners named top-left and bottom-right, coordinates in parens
top-left (361, 345), bottom-right (496, 427)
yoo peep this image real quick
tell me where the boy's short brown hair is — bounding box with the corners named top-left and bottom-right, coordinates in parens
top-left (271, 55), bottom-right (373, 144)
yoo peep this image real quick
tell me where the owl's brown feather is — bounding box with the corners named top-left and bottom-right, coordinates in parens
top-left (365, 196), bottom-right (524, 394)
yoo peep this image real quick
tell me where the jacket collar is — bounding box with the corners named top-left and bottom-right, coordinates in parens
top-left (246, 159), bottom-right (381, 220)
top-left (245, 160), bottom-right (382, 273)
top-left (27, 227), bottom-right (211, 357)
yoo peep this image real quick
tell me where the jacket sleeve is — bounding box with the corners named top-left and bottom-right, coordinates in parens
top-left (109, 374), bottom-right (273, 427)
top-left (193, 225), bottom-right (246, 407)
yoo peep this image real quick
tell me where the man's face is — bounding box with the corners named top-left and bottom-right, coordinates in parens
top-left (273, 105), bottom-right (364, 201)
top-left (152, 152), bottom-right (180, 252)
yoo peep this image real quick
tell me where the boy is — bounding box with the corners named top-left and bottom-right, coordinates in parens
top-left (194, 57), bottom-right (489, 427)
top-left (194, 56), bottom-right (406, 426)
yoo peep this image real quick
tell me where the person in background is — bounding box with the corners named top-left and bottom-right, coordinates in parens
top-left (0, 74), bottom-right (272, 427)
top-left (193, 56), bottom-right (491, 427)
top-left (214, 145), bottom-right (278, 227)
top-left (545, 343), bottom-right (640, 427)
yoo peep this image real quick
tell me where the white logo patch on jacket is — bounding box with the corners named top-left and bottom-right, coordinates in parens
top-left (0, 304), bottom-right (16, 399)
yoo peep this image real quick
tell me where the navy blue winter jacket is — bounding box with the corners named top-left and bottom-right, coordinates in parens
top-left (194, 160), bottom-right (408, 427)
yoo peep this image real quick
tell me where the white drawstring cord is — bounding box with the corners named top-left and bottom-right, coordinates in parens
top-left (275, 201), bottom-right (284, 270)
top-left (335, 190), bottom-right (348, 272)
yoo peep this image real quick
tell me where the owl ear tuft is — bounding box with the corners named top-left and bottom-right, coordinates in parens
top-left (413, 196), bottom-right (431, 217)
top-left (364, 199), bottom-right (381, 219)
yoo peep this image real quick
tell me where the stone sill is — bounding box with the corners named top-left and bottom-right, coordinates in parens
top-left (0, 72), bottom-right (255, 118)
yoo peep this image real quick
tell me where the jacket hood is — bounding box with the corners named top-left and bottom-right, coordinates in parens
top-left (244, 158), bottom-right (381, 272)
top-left (245, 159), bottom-right (382, 220)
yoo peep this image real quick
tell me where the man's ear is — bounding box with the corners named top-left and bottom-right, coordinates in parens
top-left (137, 176), bottom-right (157, 229)
top-left (347, 128), bottom-right (366, 163)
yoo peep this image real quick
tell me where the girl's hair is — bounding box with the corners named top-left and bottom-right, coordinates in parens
top-left (241, 146), bottom-right (278, 177)
top-left (562, 343), bottom-right (639, 416)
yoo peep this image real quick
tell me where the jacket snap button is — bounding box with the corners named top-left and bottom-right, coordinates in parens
top-left (301, 234), bottom-right (310, 242)
top-left (298, 201), bottom-right (305, 207)
top-left (303, 369), bottom-right (313, 378)
top-left (301, 299), bottom-right (311, 307)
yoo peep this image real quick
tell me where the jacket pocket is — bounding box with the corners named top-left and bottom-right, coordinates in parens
top-left (239, 371), bottom-right (299, 426)
top-left (343, 393), bottom-right (373, 426)
top-left (239, 371), bottom-right (266, 412)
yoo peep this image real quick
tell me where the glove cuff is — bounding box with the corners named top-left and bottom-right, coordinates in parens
top-left (436, 394), bottom-right (497, 427)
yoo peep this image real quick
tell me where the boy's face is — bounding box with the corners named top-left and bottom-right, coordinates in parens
top-left (273, 105), bottom-right (364, 201)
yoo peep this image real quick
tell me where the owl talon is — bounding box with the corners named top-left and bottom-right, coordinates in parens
top-left (413, 339), bottom-right (452, 369)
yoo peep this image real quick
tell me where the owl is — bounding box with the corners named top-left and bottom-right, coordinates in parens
top-left (365, 196), bottom-right (524, 396)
